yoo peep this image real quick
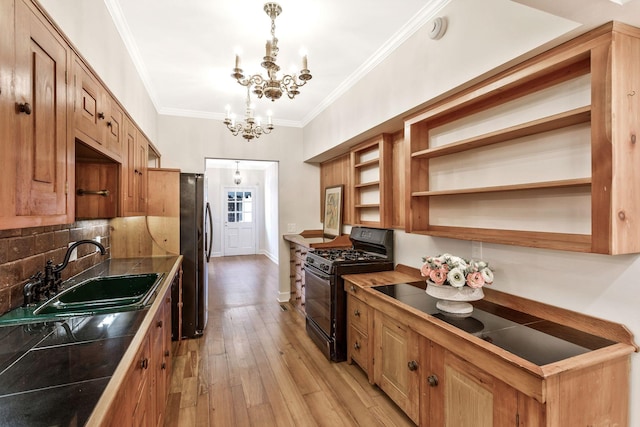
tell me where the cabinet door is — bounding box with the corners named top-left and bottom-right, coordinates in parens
top-left (373, 311), bottom-right (421, 424)
top-left (9, 0), bottom-right (72, 227)
top-left (105, 95), bottom-right (124, 159)
top-left (0, 0), bottom-right (15, 226)
top-left (74, 56), bottom-right (105, 147)
top-left (122, 117), bottom-right (138, 215)
top-left (424, 341), bottom-right (518, 427)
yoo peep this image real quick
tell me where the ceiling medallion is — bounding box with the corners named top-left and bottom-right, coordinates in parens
top-left (231, 2), bottom-right (312, 101)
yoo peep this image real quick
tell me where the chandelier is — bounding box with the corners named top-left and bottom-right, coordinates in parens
top-left (233, 161), bottom-right (242, 185)
top-left (224, 86), bottom-right (274, 141)
top-left (231, 2), bottom-right (312, 101)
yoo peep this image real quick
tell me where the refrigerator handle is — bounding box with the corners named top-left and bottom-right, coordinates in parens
top-left (205, 202), bottom-right (213, 262)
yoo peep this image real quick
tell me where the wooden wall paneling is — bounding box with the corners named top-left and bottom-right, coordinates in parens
top-left (320, 153), bottom-right (351, 226)
top-left (75, 162), bottom-right (118, 218)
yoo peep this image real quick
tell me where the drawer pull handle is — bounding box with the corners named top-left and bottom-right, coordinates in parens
top-left (407, 360), bottom-right (418, 371)
top-left (354, 309), bottom-right (360, 317)
top-left (427, 374), bottom-right (439, 387)
top-left (353, 341), bottom-right (361, 350)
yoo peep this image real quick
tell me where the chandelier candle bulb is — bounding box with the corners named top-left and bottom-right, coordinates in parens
top-left (302, 54), bottom-right (308, 70)
top-left (235, 54), bottom-right (240, 69)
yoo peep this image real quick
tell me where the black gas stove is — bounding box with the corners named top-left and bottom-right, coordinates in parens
top-left (304, 227), bottom-right (394, 362)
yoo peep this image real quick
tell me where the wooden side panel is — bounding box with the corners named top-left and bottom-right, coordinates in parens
top-left (545, 357), bottom-right (630, 426)
top-left (609, 32), bottom-right (640, 254)
top-left (391, 130), bottom-right (405, 229)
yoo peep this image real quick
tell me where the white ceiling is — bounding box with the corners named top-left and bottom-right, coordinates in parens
top-left (105, 0), bottom-right (640, 129)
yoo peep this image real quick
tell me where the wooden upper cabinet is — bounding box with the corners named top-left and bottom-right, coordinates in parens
top-left (404, 22), bottom-right (640, 254)
top-left (0, 0), bottom-right (73, 230)
top-left (121, 118), bottom-right (148, 216)
top-left (73, 55), bottom-right (123, 162)
top-left (351, 134), bottom-right (393, 228)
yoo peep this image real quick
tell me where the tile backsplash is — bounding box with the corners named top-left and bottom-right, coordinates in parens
top-left (0, 220), bottom-right (111, 315)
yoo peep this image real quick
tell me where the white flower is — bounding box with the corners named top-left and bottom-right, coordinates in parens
top-left (480, 268), bottom-right (494, 284)
top-left (447, 268), bottom-right (466, 288)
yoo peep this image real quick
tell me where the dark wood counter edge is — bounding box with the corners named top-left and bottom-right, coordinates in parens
top-left (342, 264), bottom-right (637, 404)
top-left (283, 230), bottom-right (352, 248)
top-left (85, 255), bottom-right (183, 426)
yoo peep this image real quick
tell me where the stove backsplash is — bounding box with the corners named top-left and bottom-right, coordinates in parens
top-left (0, 220), bottom-right (111, 316)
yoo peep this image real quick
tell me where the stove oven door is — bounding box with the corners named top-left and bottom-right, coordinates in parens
top-left (304, 265), bottom-right (334, 358)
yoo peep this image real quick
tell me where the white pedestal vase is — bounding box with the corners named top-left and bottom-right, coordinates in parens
top-left (426, 281), bottom-right (484, 315)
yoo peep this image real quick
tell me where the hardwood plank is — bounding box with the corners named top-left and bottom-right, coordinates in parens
top-left (164, 255), bottom-right (419, 427)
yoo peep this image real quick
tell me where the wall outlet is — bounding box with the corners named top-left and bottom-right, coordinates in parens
top-left (93, 235), bottom-right (101, 252)
top-left (287, 223), bottom-right (297, 233)
top-left (471, 241), bottom-right (483, 260)
top-left (68, 241), bottom-right (77, 262)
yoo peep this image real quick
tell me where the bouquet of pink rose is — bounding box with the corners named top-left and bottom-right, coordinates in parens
top-left (421, 253), bottom-right (494, 289)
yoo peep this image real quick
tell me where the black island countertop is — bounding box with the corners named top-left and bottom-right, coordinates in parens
top-left (0, 256), bottom-right (180, 427)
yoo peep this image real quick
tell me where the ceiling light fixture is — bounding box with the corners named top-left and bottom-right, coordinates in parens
top-left (224, 86), bottom-right (274, 141)
top-left (233, 161), bottom-right (242, 185)
top-left (231, 2), bottom-right (312, 101)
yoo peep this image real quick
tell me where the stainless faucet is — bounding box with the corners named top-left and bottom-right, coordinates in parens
top-left (23, 239), bottom-right (106, 305)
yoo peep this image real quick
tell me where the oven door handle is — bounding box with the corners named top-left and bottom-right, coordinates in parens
top-left (304, 265), bottom-right (331, 281)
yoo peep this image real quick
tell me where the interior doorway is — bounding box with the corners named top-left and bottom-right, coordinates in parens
top-left (204, 158), bottom-right (279, 262)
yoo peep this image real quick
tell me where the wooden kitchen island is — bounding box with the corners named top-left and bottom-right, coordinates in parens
top-left (343, 266), bottom-right (637, 426)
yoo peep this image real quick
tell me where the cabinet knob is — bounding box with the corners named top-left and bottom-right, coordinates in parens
top-left (16, 102), bottom-right (31, 115)
top-left (164, 350), bottom-right (170, 357)
top-left (161, 362), bottom-right (166, 370)
top-left (106, 121), bottom-right (112, 128)
top-left (157, 320), bottom-right (163, 328)
top-left (98, 112), bottom-right (105, 119)
top-left (427, 374), bottom-right (439, 387)
top-left (353, 341), bottom-right (361, 350)
top-left (407, 360), bottom-right (418, 371)
top-left (354, 309), bottom-right (360, 317)
top-left (350, 285), bottom-right (356, 292)
top-left (140, 358), bottom-right (149, 370)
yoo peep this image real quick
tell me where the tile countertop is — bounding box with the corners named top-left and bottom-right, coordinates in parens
top-left (0, 256), bottom-right (180, 427)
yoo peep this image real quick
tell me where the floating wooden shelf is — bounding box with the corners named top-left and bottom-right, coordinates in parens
top-left (412, 177), bottom-right (591, 197)
top-left (411, 106), bottom-right (592, 160)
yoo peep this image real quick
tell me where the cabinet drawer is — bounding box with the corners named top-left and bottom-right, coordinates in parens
top-left (348, 297), bottom-right (369, 332)
top-left (348, 324), bottom-right (369, 373)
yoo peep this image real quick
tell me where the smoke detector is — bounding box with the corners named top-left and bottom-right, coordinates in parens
top-left (428, 17), bottom-right (447, 40)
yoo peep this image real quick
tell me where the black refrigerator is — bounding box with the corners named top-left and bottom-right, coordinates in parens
top-left (179, 173), bottom-right (212, 338)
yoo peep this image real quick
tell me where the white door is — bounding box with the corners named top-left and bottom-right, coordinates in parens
top-left (223, 187), bottom-right (257, 255)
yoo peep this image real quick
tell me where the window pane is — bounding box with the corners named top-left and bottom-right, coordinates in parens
top-left (228, 202), bottom-right (235, 212)
top-left (243, 213), bottom-right (252, 222)
top-left (228, 213), bottom-right (235, 222)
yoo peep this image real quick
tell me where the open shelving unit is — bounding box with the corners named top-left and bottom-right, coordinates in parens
top-left (351, 134), bottom-right (393, 228)
top-left (404, 22), bottom-right (640, 254)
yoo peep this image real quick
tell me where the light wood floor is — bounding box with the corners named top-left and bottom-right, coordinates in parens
top-left (164, 254), bottom-right (415, 427)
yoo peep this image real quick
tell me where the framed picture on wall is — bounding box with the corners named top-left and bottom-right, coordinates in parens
top-left (323, 185), bottom-right (343, 238)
